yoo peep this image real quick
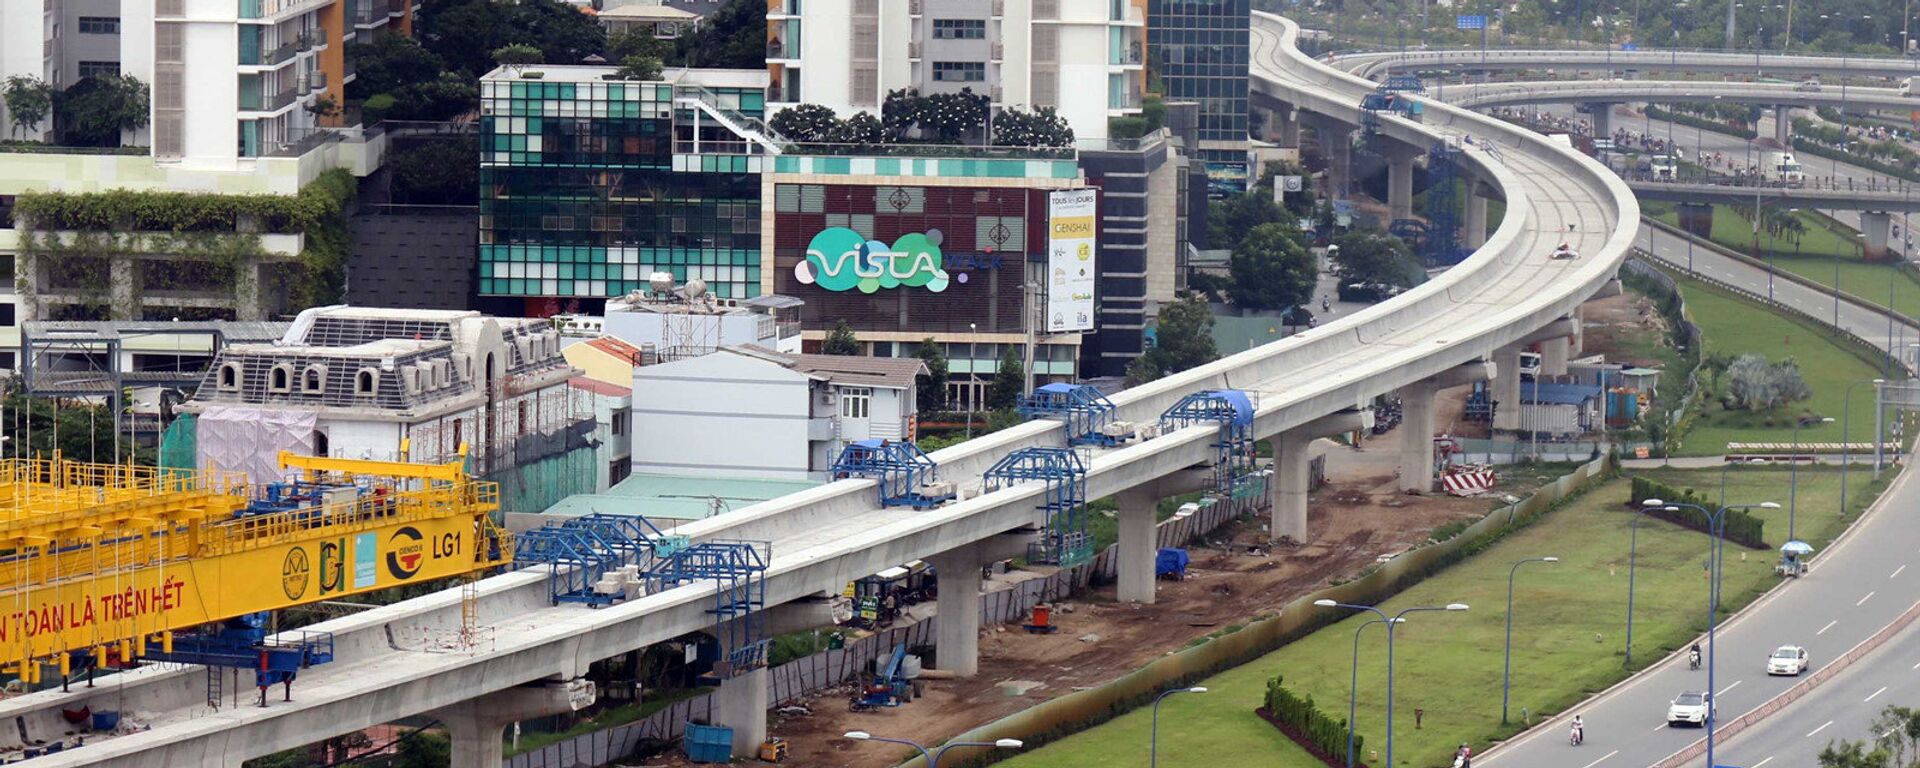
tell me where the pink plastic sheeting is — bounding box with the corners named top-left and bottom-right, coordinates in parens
top-left (196, 405), bottom-right (317, 485)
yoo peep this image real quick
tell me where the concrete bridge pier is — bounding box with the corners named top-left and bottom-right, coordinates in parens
top-left (1397, 362), bottom-right (1497, 493)
top-left (1116, 483), bottom-right (1160, 604)
top-left (434, 679), bottom-right (595, 768)
top-left (1862, 211), bottom-right (1893, 259)
top-left (1269, 409), bottom-right (1373, 543)
top-left (1585, 102), bottom-right (1617, 139)
top-left (1541, 336), bottom-right (1570, 376)
top-left (711, 668), bottom-right (770, 757)
top-left (1464, 178), bottom-right (1493, 249)
top-left (1385, 145), bottom-right (1421, 221)
top-left (1492, 318), bottom-right (1582, 431)
top-left (1773, 105), bottom-right (1793, 146)
top-left (1270, 105), bottom-right (1301, 147)
top-left (1306, 114), bottom-right (1356, 198)
top-left (929, 541), bottom-right (984, 675)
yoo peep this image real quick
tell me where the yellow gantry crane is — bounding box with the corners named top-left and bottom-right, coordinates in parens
top-left (0, 449), bottom-right (510, 689)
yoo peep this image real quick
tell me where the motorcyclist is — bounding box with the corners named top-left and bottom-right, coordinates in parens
top-left (1689, 643), bottom-right (1702, 670)
top-left (1452, 743), bottom-right (1472, 768)
top-left (1570, 715), bottom-right (1585, 745)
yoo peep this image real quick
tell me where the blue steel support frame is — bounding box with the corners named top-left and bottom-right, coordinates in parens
top-left (984, 448), bottom-right (1092, 567)
top-left (514, 513), bottom-right (685, 606)
top-left (646, 541), bottom-right (772, 676)
top-left (1159, 390), bottom-right (1257, 493)
top-left (830, 439), bottom-right (948, 508)
top-left (1018, 384), bottom-right (1119, 446)
top-left (1422, 141), bottom-right (1463, 266)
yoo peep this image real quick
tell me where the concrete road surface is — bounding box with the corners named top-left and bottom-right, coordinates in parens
top-left (1481, 466), bottom-right (1920, 767)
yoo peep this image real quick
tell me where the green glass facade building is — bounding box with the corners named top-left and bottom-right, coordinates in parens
top-left (478, 71), bottom-right (770, 304)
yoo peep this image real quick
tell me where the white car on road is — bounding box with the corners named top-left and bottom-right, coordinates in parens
top-left (1768, 645), bottom-right (1810, 676)
top-left (1667, 691), bottom-right (1714, 727)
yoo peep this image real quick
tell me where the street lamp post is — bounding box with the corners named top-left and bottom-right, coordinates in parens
top-left (1501, 557), bottom-right (1560, 724)
top-left (1150, 687), bottom-right (1208, 768)
top-left (1841, 379), bottom-right (1886, 516)
top-left (843, 732), bottom-right (1024, 767)
top-left (1624, 501), bottom-right (1658, 666)
top-left (1790, 415), bottom-right (1835, 540)
top-left (1345, 619), bottom-right (1394, 768)
top-left (1641, 498), bottom-right (1781, 768)
top-left (1314, 600), bottom-right (1470, 768)
top-left (966, 322), bottom-right (978, 439)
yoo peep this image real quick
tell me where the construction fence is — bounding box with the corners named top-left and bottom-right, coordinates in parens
top-left (504, 474), bottom-right (1272, 768)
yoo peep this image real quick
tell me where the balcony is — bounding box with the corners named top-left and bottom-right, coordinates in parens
top-left (991, 42), bottom-right (1003, 61)
top-left (243, 39), bottom-right (300, 67)
top-left (352, 0), bottom-right (382, 25)
top-left (296, 33), bottom-right (315, 52)
top-left (242, 87), bottom-right (299, 113)
top-left (389, 0), bottom-right (407, 16)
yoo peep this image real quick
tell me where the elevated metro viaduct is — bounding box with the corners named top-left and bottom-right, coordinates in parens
top-left (14, 14), bottom-right (1634, 768)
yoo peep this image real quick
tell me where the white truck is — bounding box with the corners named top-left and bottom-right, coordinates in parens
top-left (1649, 154), bottom-right (1679, 181)
top-left (1904, 76), bottom-right (1920, 96)
top-left (1765, 151), bottom-right (1805, 186)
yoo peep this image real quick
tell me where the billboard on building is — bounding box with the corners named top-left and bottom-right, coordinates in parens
top-left (1046, 189), bottom-right (1098, 333)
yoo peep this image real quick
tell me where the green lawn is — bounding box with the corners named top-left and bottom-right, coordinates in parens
top-left (1649, 205), bottom-right (1920, 318)
top-left (1673, 276), bottom-right (1891, 455)
top-left (995, 467), bottom-right (1882, 768)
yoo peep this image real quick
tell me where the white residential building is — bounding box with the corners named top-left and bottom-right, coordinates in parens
top-left (765, 0), bottom-right (1147, 142)
top-left (630, 346), bottom-right (925, 481)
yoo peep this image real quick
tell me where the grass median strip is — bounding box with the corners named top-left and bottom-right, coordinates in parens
top-left (995, 467), bottom-right (1881, 768)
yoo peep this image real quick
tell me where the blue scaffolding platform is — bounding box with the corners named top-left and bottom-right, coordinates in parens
top-left (141, 612), bottom-right (334, 707)
top-left (983, 448), bottom-right (1093, 568)
top-left (1018, 383), bottom-right (1120, 446)
top-left (646, 541), bottom-right (771, 678)
top-left (830, 439), bottom-right (953, 508)
top-left (1159, 390), bottom-right (1259, 493)
top-left (1382, 74), bottom-right (1426, 92)
top-left (515, 513), bottom-right (687, 606)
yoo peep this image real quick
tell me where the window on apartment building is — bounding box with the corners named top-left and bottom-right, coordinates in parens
top-left (0, 197), bottom-right (14, 229)
top-left (839, 387), bottom-right (872, 419)
top-left (611, 411), bottom-right (628, 436)
top-left (77, 17), bottom-right (119, 34)
top-left (77, 61), bottom-right (119, 79)
top-left (0, 304), bottom-right (16, 329)
top-left (932, 19), bottom-right (986, 39)
top-left (932, 62), bottom-right (986, 82)
top-left (355, 368), bottom-right (378, 395)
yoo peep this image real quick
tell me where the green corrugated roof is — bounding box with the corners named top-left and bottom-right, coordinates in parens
top-left (539, 472), bottom-right (820, 521)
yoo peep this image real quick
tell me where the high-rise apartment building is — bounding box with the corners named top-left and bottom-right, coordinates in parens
top-left (765, 0), bottom-right (1148, 142)
top-left (1148, 0), bottom-right (1247, 193)
top-left (0, 0), bottom-right (415, 164)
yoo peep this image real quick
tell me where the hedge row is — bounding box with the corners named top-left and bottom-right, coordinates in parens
top-left (1644, 106), bottom-right (1757, 141)
top-left (11, 169), bottom-right (356, 234)
top-left (1628, 476), bottom-right (1768, 549)
top-left (1262, 674), bottom-right (1360, 766)
top-left (1788, 138), bottom-right (1920, 184)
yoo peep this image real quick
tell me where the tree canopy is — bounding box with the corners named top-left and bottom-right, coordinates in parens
top-left (915, 338), bottom-right (950, 413)
top-left (991, 107), bottom-right (1075, 147)
top-left (821, 320), bottom-right (859, 356)
top-left (987, 347), bottom-right (1026, 411)
top-left (2, 76), bottom-right (53, 138)
top-left (1330, 229), bottom-right (1426, 289)
top-left (1230, 223), bottom-right (1318, 311)
top-left (1128, 295), bottom-right (1220, 384)
top-left (418, 0), bottom-right (606, 78)
top-left (56, 74), bottom-right (149, 147)
top-left (669, 0), bottom-right (768, 68)
top-left (1210, 189), bottom-right (1287, 254)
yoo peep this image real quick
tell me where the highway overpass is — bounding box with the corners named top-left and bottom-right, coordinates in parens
top-left (1443, 79), bottom-right (1920, 114)
top-left (11, 12), bottom-right (1636, 768)
top-left (1627, 180), bottom-right (1920, 213)
top-left (1334, 47), bottom-right (1920, 80)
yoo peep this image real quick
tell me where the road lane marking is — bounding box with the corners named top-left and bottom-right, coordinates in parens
top-left (1754, 757), bottom-right (1775, 768)
top-left (1653, 722), bottom-right (1669, 732)
top-left (1869, 686), bottom-right (1889, 702)
top-left (1860, 591), bottom-right (1878, 606)
top-left (1820, 619), bottom-right (1839, 635)
top-left (1578, 749), bottom-right (1617, 768)
top-left (1809, 720), bottom-right (1835, 738)
top-left (1720, 680), bottom-right (1743, 695)
top-left (1894, 565), bottom-right (1908, 579)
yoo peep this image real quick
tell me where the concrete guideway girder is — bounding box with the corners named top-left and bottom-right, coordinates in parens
top-left (1398, 361), bottom-right (1497, 493)
top-left (1337, 48), bottom-right (1920, 80)
top-left (9, 14), bottom-right (1638, 767)
top-left (1444, 80), bottom-right (1920, 114)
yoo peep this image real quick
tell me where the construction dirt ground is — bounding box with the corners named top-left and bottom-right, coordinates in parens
top-left (644, 443), bottom-right (1572, 768)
